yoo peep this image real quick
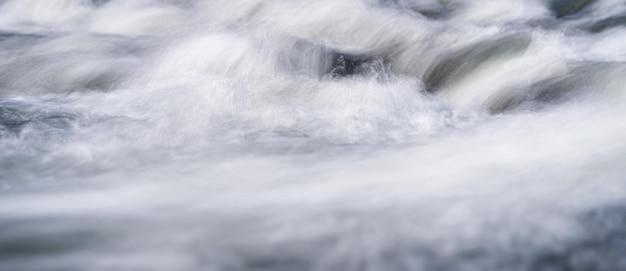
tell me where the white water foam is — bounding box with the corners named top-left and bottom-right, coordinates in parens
top-left (1, 0), bottom-right (625, 270)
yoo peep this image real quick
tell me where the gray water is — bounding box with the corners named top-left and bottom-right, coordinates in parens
top-left (1, 0), bottom-right (626, 270)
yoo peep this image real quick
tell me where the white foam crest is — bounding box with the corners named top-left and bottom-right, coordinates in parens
top-left (454, 0), bottom-right (550, 24)
top-left (88, 0), bottom-right (186, 35)
top-left (69, 75), bottom-right (460, 148)
top-left (0, 0), bottom-right (187, 35)
top-left (0, 0), bottom-right (91, 30)
top-left (0, 34), bottom-right (140, 94)
top-left (587, 28), bottom-right (626, 61)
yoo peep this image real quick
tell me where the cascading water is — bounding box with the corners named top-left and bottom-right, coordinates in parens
top-left (1, 0), bottom-right (625, 270)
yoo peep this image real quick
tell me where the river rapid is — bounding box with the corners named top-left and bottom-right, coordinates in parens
top-left (1, 0), bottom-right (626, 270)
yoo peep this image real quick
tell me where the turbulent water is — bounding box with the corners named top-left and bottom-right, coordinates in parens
top-left (1, 0), bottom-right (626, 270)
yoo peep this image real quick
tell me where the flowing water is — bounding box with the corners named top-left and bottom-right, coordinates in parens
top-left (1, 0), bottom-right (626, 270)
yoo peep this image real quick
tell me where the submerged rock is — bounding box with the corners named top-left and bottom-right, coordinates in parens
top-left (325, 51), bottom-right (387, 78)
top-left (586, 14), bottom-right (626, 33)
top-left (546, 0), bottom-right (596, 18)
top-left (280, 39), bottom-right (387, 79)
top-left (377, 0), bottom-right (455, 19)
top-left (424, 34), bottom-right (532, 92)
top-left (0, 102), bottom-right (79, 138)
top-left (488, 62), bottom-right (626, 113)
top-left (531, 206), bottom-right (626, 271)
top-left (0, 34), bottom-right (142, 95)
top-left (91, 0), bottom-right (110, 7)
top-left (0, 31), bottom-right (47, 51)
top-left (0, 31), bottom-right (45, 42)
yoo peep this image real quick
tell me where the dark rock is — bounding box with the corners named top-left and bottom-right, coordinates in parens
top-left (325, 51), bottom-right (386, 78)
top-left (280, 38), bottom-right (387, 79)
top-left (328, 52), bottom-right (366, 76)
